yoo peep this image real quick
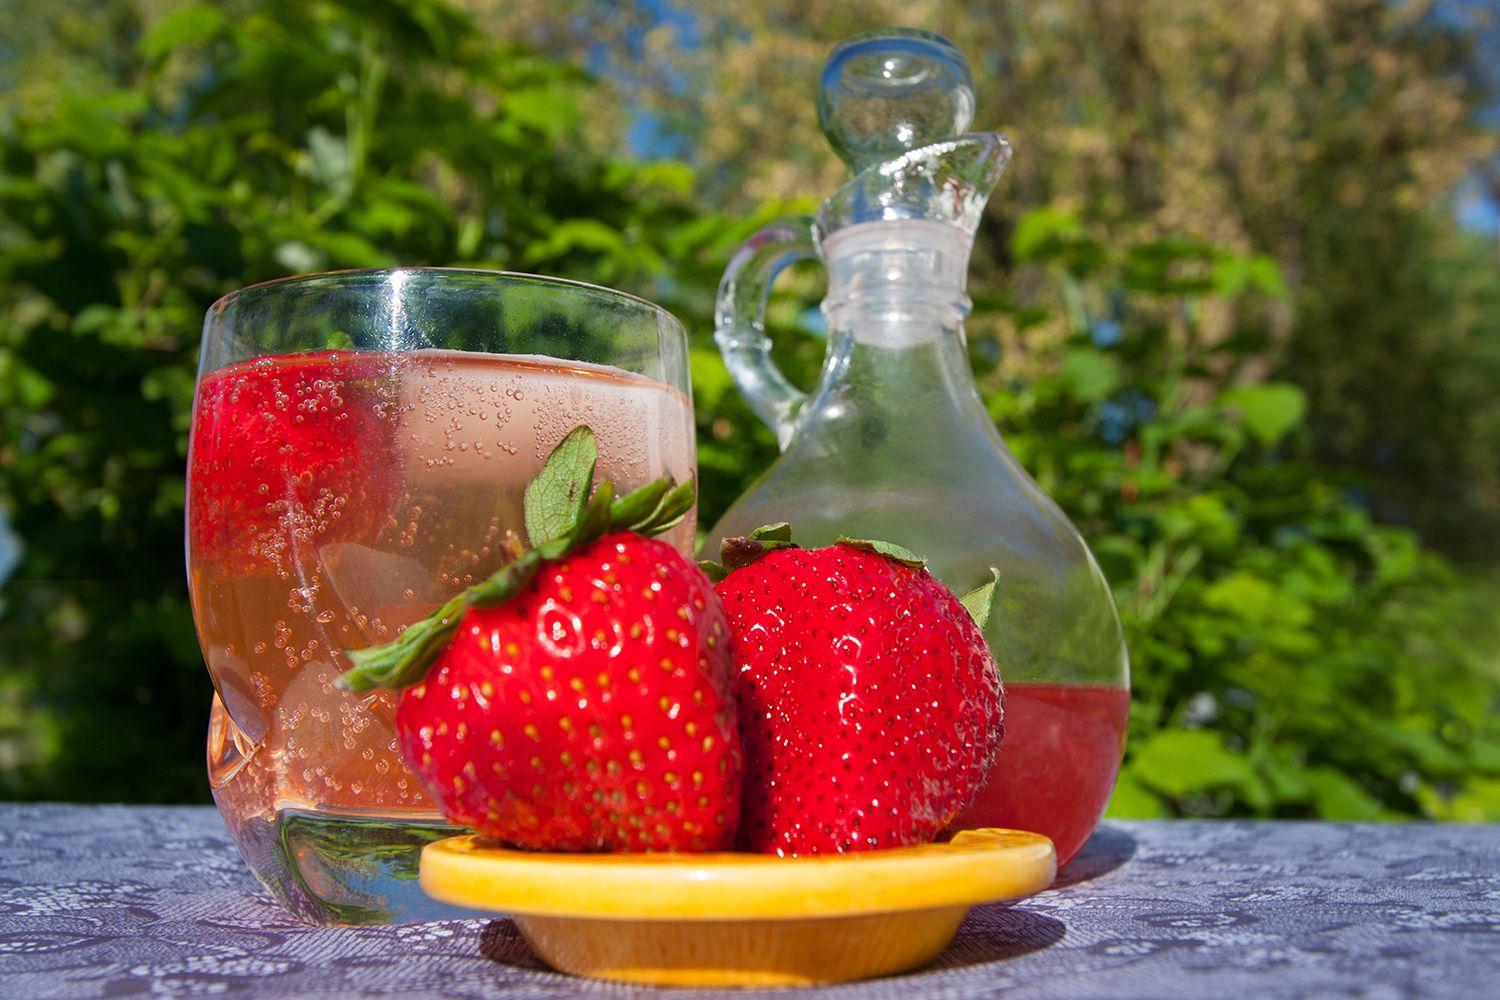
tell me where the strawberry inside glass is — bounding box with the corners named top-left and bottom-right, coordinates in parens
top-left (186, 270), bottom-right (695, 924)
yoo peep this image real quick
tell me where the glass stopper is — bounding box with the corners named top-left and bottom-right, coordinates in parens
top-left (817, 28), bottom-right (977, 174)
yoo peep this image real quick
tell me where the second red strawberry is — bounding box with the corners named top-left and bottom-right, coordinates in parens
top-left (713, 529), bottom-right (1004, 856)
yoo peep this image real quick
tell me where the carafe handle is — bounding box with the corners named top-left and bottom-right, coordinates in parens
top-left (713, 215), bottom-right (821, 450)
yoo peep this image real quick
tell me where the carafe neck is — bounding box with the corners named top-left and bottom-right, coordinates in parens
top-left (808, 221), bottom-right (987, 433)
top-left (822, 220), bottom-right (972, 347)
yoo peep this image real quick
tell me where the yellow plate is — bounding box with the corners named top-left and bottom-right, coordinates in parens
top-left (421, 828), bottom-right (1056, 987)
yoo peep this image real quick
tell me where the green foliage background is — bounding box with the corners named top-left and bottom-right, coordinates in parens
top-left (1, 0), bottom-right (1497, 821)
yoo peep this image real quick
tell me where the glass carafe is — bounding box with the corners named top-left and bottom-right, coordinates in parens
top-left (705, 30), bottom-right (1129, 867)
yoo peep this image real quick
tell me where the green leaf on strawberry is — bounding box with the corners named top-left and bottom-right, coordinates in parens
top-left (960, 568), bottom-right (1003, 632)
top-left (833, 536), bottom-right (926, 569)
top-left (523, 424), bottom-right (598, 547)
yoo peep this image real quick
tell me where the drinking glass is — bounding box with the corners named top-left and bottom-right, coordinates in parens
top-left (187, 269), bottom-right (694, 924)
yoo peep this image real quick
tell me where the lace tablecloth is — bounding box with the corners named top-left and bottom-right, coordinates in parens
top-left (0, 804), bottom-right (1496, 998)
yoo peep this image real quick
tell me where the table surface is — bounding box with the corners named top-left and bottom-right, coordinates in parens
top-left (0, 805), bottom-right (1496, 999)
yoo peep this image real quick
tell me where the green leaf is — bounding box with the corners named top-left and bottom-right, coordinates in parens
top-left (1061, 349), bottom-right (1121, 404)
top-left (1011, 206), bottom-right (1085, 262)
top-left (1104, 768), bottom-right (1168, 819)
top-left (1202, 571), bottom-right (1313, 629)
top-left (835, 537), bottom-right (926, 569)
top-left (1213, 253), bottom-right (1290, 300)
top-left (1245, 254), bottom-right (1291, 299)
top-left (1130, 729), bottom-right (1258, 799)
top-left (504, 86), bottom-right (584, 141)
top-left (609, 478), bottom-right (673, 531)
top-left (1262, 746), bottom-right (1312, 803)
top-left (523, 426), bottom-right (598, 546)
top-left (603, 476), bottom-right (696, 537)
top-left (960, 569), bottom-right (1002, 631)
top-left (521, 218), bottom-right (628, 265)
top-left (626, 160), bottom-right (696, 195)
top-left (690, 347), bottom-right (733, 411)
top-left (1443, 777), bottom-right (1500, 822)
top-left (1306, 767), bottom-right (1382, 820)
top-left (645, 479), bottom-right (696, 534)
top-left (748, 523), bottom-right (793, 543)
top-left (139, 4), bottom-right (227, 65)
top-left (1218, 383), bottom-right (1308, 447)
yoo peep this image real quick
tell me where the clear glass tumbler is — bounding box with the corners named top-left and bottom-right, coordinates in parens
top-left (186, 269), bottom-right (694, 923)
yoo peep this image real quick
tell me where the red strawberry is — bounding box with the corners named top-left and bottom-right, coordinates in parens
top-left (338, 426), bottom-right (742, 852)
top-left (711, 527), bottom-right (1003, 856)
top-left (188, 350), bottom-right (400, 578)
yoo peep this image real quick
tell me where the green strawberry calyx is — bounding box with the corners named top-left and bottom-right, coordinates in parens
top-left (703, 524), bottom-right (1002, 631)
top-left (335, 425), bottom-right (694, 694)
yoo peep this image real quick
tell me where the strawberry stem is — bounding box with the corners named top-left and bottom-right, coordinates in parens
top-left (702, 522), bottom-right (798, 577)
top-left (334, 425), bottom-right (694, 694)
